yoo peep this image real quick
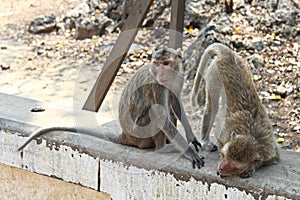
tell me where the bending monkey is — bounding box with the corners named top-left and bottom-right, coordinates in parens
top-left (191, 43), bottom-right (279, 178)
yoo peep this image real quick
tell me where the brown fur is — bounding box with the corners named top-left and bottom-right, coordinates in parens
top-left (191, 43), bottom-right (279, 178)
top-left (118, 47), bottom-right (204, 168)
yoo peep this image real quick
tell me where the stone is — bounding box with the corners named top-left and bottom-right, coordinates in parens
top-left (247, 54), bottom-right (265, 70)
top-left (183, 15), bottom-right (232, 79)
top-left (66, 2), bottom-right (90, 18)
top-left (74, 16), bottom-right (112, 40)
top-left (0, 64), bottom-right (10, 70)
top-left (28, 14), bottom-right (56, 34)
top-left (274, 85), bottom-right (287, 97)
top-left (37, 49), bottom-right (44, 56)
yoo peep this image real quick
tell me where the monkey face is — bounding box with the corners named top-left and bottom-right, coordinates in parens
top-left (218, 143), bottom-right (250, 176)
top-left (151, 48), bottom-right (183, 90)
top-left (218, 135), bottom-right (261, 177)
top-left (152, 60), bottom-right (175, 83)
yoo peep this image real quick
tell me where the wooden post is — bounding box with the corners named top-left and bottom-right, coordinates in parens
top-left (83, 0), bottom-right (153, 112)
top-left (169, 0), bottom-right (185, 49)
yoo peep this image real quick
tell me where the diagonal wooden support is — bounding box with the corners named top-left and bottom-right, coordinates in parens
top-left (83, 0), bottom-right (153, 112)
top-left (169, 0), bottom-right (185, 49)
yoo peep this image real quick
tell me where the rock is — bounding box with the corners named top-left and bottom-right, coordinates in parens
top-left (106, 0), bottom-right (132, 21)
top-left (247, 54), bottom-right (265, 70)
top-left (183, 14), bottom-right (232, 79)
top-left (259, 91), bottom-right (271, 98)
top-left (37, 49), bottom-right (44, 56)
top-left (64, 0), bottom-right (109, 31)
top-left (250, 37), bottom-right (266, 51)
top-left (0, 64), bottom-right (10, 70)
top-left (232, 41), bottom-right (245, 49)
top-left (74, 16), bottom-right (112, 40)
top-left (64, 17), bottom-right (77, 30)
top-left (107, 0), bottom-right (171, 30)
top-left (185, 0), bottom-right (212, 29)
top-left (280, 24), bottom-right (296, 38)
top-left (66, 2), bottom-right (90, 18)
top-left (272, 10), bottom-right (298, 26)
top-left (60, 0), bottom-right (111, 39)
top-left (31, 107), bottom-right (45, 112)
top-left (293, 126), bottom-right (300, 132)
top-left (274, 85), bottom-right (288, 97)
top-left (286, 66), bottom-right (293, 72)
top-left (46, 52), bottom-right (53, 58)
top-left (28, 14), bottom-right (56, 34)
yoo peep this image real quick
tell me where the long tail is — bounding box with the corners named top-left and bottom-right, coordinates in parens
top-left (191, 43), bottom-right (230, 106)
top-left (17, 126), bottom-right (120, 151)
top-left (17, 127), bottom-right (78, 151)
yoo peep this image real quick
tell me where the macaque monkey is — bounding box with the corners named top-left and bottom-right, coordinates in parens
top-left (191, 43), bottom-right (279, 178)
top-left (118, 47), bottom-right (204, 168)
top-left (18, 47), bottom-right (204, 169)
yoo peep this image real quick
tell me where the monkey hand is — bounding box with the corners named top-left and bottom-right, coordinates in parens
top-left (185, 148), bottom-right (205, 169)
top-left (192, 138), bottom-right (202, 152)
top-left (201, 141), bottom-right (218, 152)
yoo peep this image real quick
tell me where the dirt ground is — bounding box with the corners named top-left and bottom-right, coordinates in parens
top-left (0, 0), bottom-right (299, 151)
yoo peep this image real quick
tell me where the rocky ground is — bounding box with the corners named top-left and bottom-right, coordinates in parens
top-left (0, 0), bottom-right (299, 151)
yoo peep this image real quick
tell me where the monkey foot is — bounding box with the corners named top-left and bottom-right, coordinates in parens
top-left (201, 142), bottom-right (218, 152)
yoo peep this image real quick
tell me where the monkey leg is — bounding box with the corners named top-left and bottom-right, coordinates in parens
top-left (153, 131), bottom-right (168, 150)
top-left (120, 131), bottom-right (155, 149)
top-left (191, 78), bottom-right (206, 108)
top-left (200, 92), bottom-right (218, 152)
top-left (155, 144), bottom-right (179, 153)
top-left (154, 131), bottom-right (188, 154)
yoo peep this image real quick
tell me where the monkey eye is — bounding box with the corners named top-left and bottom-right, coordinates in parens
top-left (163, 61), bottom-right (170, 65)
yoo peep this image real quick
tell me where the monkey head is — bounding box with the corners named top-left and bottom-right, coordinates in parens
top-left (151, 47), bottom-right (183, 90)
top-left (218, 132), bottom-right (263, 178)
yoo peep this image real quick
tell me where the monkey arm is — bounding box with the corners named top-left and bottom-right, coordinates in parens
top-left (170, 98), bottom-right (201, 151)
top-left (160, 118), bottom-right (204, 168)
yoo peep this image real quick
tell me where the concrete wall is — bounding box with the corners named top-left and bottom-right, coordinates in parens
top-left (0, 163), bottom-right (110, 200)
top-left (0, 93), bottom-right (299, 200)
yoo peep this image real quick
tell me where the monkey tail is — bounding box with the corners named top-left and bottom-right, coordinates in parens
top-left (191, 43), bottom-right (230, 107)
top-left (17, 127), bottom-right (78, 151)
top-left (17, 126), bottom-right (121, 151)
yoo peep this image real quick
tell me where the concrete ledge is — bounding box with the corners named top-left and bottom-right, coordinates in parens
top-left (0, 93), bottom-right (299, 199)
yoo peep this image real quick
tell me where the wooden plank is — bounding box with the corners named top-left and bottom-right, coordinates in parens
top-left (169, 0), bottom-right (186, 49)
top-left (83, 0), bottom-right (153, 112)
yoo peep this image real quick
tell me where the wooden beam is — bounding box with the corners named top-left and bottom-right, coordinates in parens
top-left (83, 0), bottom-right (153, 112)
top-left (169, 0), bottom-right (185, 49)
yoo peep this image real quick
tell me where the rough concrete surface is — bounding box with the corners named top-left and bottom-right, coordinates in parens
top-left (0, 92), bottom-right (299, 199)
